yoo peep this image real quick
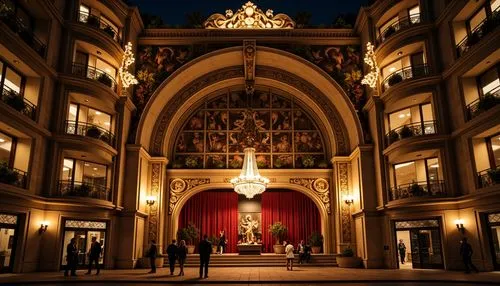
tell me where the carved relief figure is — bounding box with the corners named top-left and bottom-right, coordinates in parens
top-left (240, 214), bottom-right (259, 243)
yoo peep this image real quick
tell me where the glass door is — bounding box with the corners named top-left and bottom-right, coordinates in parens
top-left (487, 213), bottom-right (500, 270)
top-left (409, 228), bottom-right (443, 269)
top-left (0, 226), bottom-right (17, 273)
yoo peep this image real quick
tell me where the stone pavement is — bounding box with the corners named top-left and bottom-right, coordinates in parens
top-left (0, 267), bottom-right (500, 285)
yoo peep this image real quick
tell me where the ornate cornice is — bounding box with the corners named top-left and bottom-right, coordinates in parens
top-left (168, 178), bottom-right (210, 214)
top-left (289, 178), bottom-right (331, 214)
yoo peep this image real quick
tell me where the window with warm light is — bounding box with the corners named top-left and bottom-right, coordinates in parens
top-left (66, 103), bottom-right (112, 133)
top-left (61, 158), bottom-right (108, 188)
top-left (0, 131), bottom-right (14, 166)
top-left (391, 157), bottom-right (443, 190)
top-left (388, 103), bottom-right (435, 134)
top-left (478, 65), bottom-right (500, 97)
top-left (408, 5), bottom-right (420, 23)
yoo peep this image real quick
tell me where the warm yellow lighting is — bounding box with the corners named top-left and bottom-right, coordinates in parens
top-left (146, 195), bottom-right (156, 206)
top-left (455, 219), bottom-right (465, 233)
top-left (0, 138), bottom-right (5, 143)
top-left (429, 164), bottom-right (439, 168)
top-left (454, 219), bottom-right (464, 225)
top-left (39, 221), bottom-right (49, 234)
top-left (231, 147), bottom-right (270, 199)
top-left (395, 162), bottom-right (414, 169)
top-left (95, 111), bottom-right (101, 115)
top-left (118, 42), bottom-right (138, 90)
top-left (361, 42), bottom-right (379, 89)
top-left (344, 195), bottom-right (354, 205)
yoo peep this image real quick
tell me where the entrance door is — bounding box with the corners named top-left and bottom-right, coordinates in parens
top-left (0, 214), bottom-right (18, 273)
top-left (61, 220), bottom-right (107, 269)
top-left (486, 213), bottom-right (500, 270)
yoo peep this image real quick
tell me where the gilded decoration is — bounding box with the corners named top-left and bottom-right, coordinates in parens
top-left (0, 214), bottom-right (17, 224)
top-left (148, 163), bottom-right (161, 241)
top-left (289, 178), bottom-right (331, 214)
top-left (168, 178), bottom-right (210, 214)
top-left (204, 1), bottom-right (295, 29)
top-left (338, 163), bottom-right (351, 242)
top-left (243, 40), bottom-right (256, 95)
top-left (171, 87), bottom-right (329, 169)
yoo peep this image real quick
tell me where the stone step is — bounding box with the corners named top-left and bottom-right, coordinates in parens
top-left (164, 254), bottom-right (338, 267)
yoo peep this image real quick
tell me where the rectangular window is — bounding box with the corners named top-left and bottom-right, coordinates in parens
top-left (489, 134), bottom-right (500, 168)
top-left (95, 59), bottom-right (116, 79)
top-left (469, 8), bottom-right (486, 32)
top-left (382, 59), bottom-right (403, 79)
top-left (0, 132), bottom-right (14, 166)
top-left (379, 16), bottom-right (399, 37)
top-left (408, 5), bottom-right (420, 23)
top-left (79, 4), bottom-right (90, 22)
top-left (69, 104), bottom-right (112, 132)
top-left (479, 67), bottom-right (500, 96)
top-left (492, 0), bottom-right (500, 12)
top-left (388, 103), bottom-right (433, 132)
top-left (61, 158), bottom-right (108, 187)
top-left (4, 67), bottom-right (22, 94)
top-left (394, 161), bottom-right (417, 186)
top-left (426, 158), bottom-right (440, 181)
top-left (62, 158), bottom-right (74, 181)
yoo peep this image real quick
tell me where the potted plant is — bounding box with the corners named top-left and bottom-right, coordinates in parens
top-left (388, 73), bottom-right (403, 86)
top-left (0, 161), bottom-right (19, 185)
top-left (383, 26), bottom-right (396, 39)
top-left (487, 168), bottom-right (500, 184)
top-left (466, 31), bottom-right (480, 47)
top-left (309, 232), bottom-right (323, 254)
top-left (336, 247), bottom-right (362, 268)
top-left (209, 235), bottom-right (220, 254)
top-left (86, 126), bottom-right (101, 139)
top-left (178, 223), bottom-right (199, 254)
top-left (409, 182), bottom-right (424, 197)
top-left (268, 222), bottom-right (287, 254)
top-left (102, 26), bottom-right (115, 38)
top-left (388, 130), bottom-right (400, 143)
top-left (477, 93), bottom-right (500, 112)
top-left (5, 91), bottom-right (26, 112)
top-left (399, 125), bottom-right (413, 139)
top-left (73, 183), bottom-right (92, 197)
top-left (97, 73), bottom-right (113, 87)
top-left (86, 15), bottom-right (100, 28)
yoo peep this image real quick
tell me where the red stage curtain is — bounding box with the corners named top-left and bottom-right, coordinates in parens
top-left (261, 191), bottom-right (321, 253)
top-left (178, 191), bottom-right (239, 253)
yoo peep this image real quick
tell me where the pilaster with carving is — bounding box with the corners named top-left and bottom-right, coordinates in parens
top-left (148, 158), bottom-right (168, 249)
top-left (289, 178), bottom-right (331, 214)
top-left (337, 162), bottom-right (352, 244)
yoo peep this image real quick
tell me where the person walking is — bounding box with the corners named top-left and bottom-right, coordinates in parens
top-left (86, 237), bottom-right (102, 275)
top-left (298, 240), bottom-right (305, 264)
top-left (64, 238), bottom-right (78, 277)
top-left (285, 241), bottom-right (295, 271)
top-left (218, 230), bottom-right (226, 255)
top-left (398, 239), bottom-right (407, 264)
top-left (177, 240), bottom-right (188, 276)
top-left (460, 238), bottom-right (479, 273)
top-left (147, 239), bottom-right (158, 274)
top-left (199, 234), bottom-right (212, 279)
top-left (166, 239), bottom-right (178, 275)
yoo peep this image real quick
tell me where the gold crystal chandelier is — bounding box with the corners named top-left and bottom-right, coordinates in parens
top-left (230, 109), bottom-right (270, 198)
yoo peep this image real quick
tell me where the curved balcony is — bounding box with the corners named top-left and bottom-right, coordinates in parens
top-left (71, 63), bottom-right (117, 92)
top-left (0, 1), bottom-right (46, 58)
top-left (77, 11), bottom-right (121, 44)
top-left (65, 120), bottom-right (115, 147)
top-left (466, 86), bottom-right (500, 121)
top-left (389, 180), bottom-right (445, 201)
top-left (456, 7), bottom-right (500, 58)
top-left (478, 166), bottom-right (500, 189)
top-left (0, 162), bottom-right (27, 189)
top-left (58, 180), bottom-right (111, 201)
top-left (1, 85), bottom-right (36, 120)
top-left (382, 64), bottom-right (430, 92)
top-left (385, 120), bottom-right (437, 146)
top-left (376, 14), bottom-right (422, 45)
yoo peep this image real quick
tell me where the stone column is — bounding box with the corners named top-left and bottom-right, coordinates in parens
top-left (331, 158), bottom-right (353, 253)
top-left (146, 157), bottom-right (168, 253)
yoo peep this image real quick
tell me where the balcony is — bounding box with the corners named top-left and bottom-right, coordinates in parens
top-left (65, 120), bottom-right (115, 147)
top-left (386, 120), bottom-right (437, 146)
top-left (466, 86), bottom-right (500, 121)
top-left (478, 166), bottom-right (500, 188)
top-left (389, 180), bottom-right (445, 201)
top-left (58, 180), bottom-right (111, 201)
top-left (0, 162), bottom-right (27, 189)
top-left (376, 14), bottom-right (422, 45)
top-left (0, 2), bottom-right (46, 58)
top-left (456, 7), bottom-right (500, 58)
top-left (77, 11), bottom-right (121, 44)
top-left (382, 64), bottom-right (430, 92)
top-left (1, 85), bottom-right (36, 120)
top-left (71, 63), bottom-right (117, 92)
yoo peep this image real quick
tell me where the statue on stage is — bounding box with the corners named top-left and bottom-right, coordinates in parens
top-left (240, 214), bottom-right (258, 243)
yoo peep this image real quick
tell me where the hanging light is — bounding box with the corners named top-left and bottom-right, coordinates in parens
top-left (230, 147), bottom-right (269, 199)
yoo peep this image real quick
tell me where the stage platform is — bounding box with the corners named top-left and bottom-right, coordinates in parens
top-left (165, 253), bottom-right (338, 267)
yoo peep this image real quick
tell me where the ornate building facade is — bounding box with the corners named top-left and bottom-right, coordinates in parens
top-left (0, 0), bottom-right (499, 273)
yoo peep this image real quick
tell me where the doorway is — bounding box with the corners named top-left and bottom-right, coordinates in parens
top-left (486, 213), bottom-right (500, 270)
top-left (0, 213), bottom-right (18, 273)
top-left (394, 219), bottom-right (444, 269)
top-left (60, 219), bottom-right (107, 269)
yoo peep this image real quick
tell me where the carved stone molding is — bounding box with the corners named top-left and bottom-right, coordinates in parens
top-left (243, 40), bottom-right (256, 95)
top-left (289, 178), bottom-right (331, 214)
top-left (338, 163), bottom-right (351, 242)
top-left (168, 178), bottom-right (210, 214)
top-left (148, 163), bottom-right (161, 241)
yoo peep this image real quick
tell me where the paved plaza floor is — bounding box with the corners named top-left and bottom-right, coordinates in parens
top-left (1, 267), bottom-right (500, 285)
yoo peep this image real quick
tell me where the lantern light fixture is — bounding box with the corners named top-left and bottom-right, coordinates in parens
top-left (344, 195), bottom-right (354, 205)
top-left (39, 221), bottom-right (49, 234)
top-left (454, 219), bottom-right (465, 233)
top-left (146, 195), bottom-right (156, 206)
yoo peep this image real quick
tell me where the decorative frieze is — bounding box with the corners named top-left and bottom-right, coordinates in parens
top-left (168, 178), bottom-right (210, 214)
top-left (289, 178), bottom-right (331, 214)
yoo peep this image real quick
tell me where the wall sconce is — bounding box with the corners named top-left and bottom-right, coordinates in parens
top-left (146, 195), bottom-right (156, 206)
top-left (39, 221), bottom-right (49, 234)
top-left (455, 219), bottom-right (465, 233)
top-left (344, 195), bottom-right (354, 205)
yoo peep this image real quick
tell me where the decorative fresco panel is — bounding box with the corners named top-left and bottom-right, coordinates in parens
top-left (172, 89), bottom-right (328, 169)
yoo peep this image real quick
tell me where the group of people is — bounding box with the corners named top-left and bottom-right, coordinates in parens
top-left (64, 237), bottom-right (102, 277)
top-left (283, 240), bottom-right (312, 271)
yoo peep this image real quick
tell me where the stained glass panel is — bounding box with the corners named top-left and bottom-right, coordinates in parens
top-left (488, 213), bottom-right (500, 223)
top-left (0, 214), bottom-right (17, 225)
top-left (395, 219), bottom-right (439, 229)
top-left (65, 220), bottom-right (107, 229)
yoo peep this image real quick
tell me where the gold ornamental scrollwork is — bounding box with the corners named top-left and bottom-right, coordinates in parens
top-left (338, 163), bottom-right (351, 242)
top-left (148, 163), bottom-right (161, 241)
top-left (204, 1), bottom-right (295, 29)
top-left (290, 178), bottom-right (331, 214)
top-left (169, 178), bottom-right (210, 214)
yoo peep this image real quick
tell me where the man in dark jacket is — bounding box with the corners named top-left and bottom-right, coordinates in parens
top-left (198, 234), bottom-right (212, 279)
top-left (86, 237), bottom-right (102, 275)
top-left (166, 240), bottom-right (178, 275)
top-left (64, 238), bottom-right (78, 276)
top-left (460, 238), bottom-right (479, 273)
top-left (148, 239), bottom-right (158, 274)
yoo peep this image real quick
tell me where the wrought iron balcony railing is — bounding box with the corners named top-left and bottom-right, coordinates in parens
top-left (478, 166), bottom-right (500, 189)
top-left (376, 13), bottom-right (422, 45)
top-left (0, 162), bottom-right (27, 189)
top-left (1, 85), bottom-right (36, 120)
top-left (0, 0), bottom-right (46, 58)
top-left (58, 180), bottom-right (111, 201)
top-left (389, 180), bottom-right (445, 201)
top-left (456, 6), bottom-right (500, 58)
top-left (385, 120), bottom-right (437, 146)
top-left (65, 120), bottom-right (115, 147)
top-left (77, 11), bottom-right (121, 44)
top-left (71, 63), bottom-right (117, 91)
top-left (381, 64), bottom-right (430, 92)
top-left (466, 86), bottom-right (500, 121)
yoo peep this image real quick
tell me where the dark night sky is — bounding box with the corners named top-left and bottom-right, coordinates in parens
top-left (129, 0), bottom-right (371, 26)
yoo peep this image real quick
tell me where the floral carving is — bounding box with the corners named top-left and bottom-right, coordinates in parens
top-left (148, 163), bottom-right (161, 241)
top-left (289, 178), bottom-right (331, 214)
top-left (168, 178), bottom-right (210, 214)
top-left (338, 163), bottom-right (351, 242)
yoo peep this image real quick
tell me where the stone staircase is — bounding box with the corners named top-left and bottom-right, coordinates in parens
top-left (164, 253), bottom-right (338, 267)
